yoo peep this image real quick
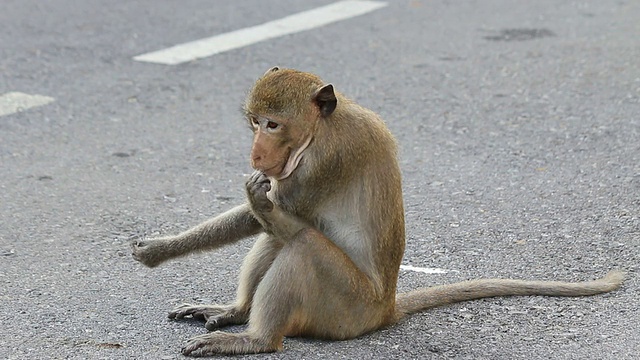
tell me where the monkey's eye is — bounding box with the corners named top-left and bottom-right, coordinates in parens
top-left (266, 121), bottom-right (279, 130)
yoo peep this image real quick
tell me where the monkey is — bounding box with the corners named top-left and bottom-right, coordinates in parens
top-left (131, 67), bottom-right (624, 356)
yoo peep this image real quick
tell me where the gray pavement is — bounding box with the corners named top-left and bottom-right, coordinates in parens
top-left (1, 1), bottom-right (638, 359)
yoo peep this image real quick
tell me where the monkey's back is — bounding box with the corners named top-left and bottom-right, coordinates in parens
top-left (304, 96), bottom-right (406, 300)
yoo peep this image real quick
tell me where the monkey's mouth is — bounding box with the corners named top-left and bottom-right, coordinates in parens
top-left (261, 163), bottom-right (285, 178)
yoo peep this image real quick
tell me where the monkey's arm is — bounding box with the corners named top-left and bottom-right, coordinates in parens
top-left (131, 203), bottom-right (262, 268)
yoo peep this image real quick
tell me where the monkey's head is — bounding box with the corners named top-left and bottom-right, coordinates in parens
top-left (244, 67), bottom-right (337, 180)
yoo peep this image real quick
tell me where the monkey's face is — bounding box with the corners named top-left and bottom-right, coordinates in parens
top-left (244, 67), bottom-right (335, 180)
top-left (248, 114), bottom-right (313, 180)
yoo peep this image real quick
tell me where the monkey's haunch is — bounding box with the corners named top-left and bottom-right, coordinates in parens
top-left (395, 270), bottom-right (625, 318)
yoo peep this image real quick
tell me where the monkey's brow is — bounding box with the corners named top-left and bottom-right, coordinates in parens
top-left (257, 115), bottom-right (278, 122)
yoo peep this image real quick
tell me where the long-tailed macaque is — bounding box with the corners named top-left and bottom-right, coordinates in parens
top-left (131, 67), bottom-right (624, 356)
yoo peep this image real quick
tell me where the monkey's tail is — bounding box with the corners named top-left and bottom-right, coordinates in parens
top-left (394, 270), bottom-right (624, 319)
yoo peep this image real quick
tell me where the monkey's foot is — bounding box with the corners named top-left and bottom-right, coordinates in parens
top-left (182, 331), bottom-right (279, 356)
top-left (168, 304), bottom-right (248, 329)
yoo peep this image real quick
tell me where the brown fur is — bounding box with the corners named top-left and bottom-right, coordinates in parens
top-left (131, 68), bottom-right (624, 356)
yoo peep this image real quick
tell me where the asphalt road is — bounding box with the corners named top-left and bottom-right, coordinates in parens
top-left (1, 1), bottom-right (639, 359)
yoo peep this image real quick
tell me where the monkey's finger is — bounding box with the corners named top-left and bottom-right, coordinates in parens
top-left (246, 171), bottom-right (266, 193)
top-left (249, 180), bottom-right (271, 196)
top-left (130, 239), bottom-right (145, 249)
top-left (259, 181), bottom-right (272, 193)
top-left (249, 170), bottom-right (264, 183)
top-left (245, 172), bottom-right (256, 188)
top-left (130, 242), bottom-right (142, 260)
top-left (256, 172), bottom-right (270, 184)
top-left (248, 170), bottom-right (268, 183)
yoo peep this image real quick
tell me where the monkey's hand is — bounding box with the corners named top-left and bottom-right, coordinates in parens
top-left (131, 237), bottom-right (171, 268)
top-left (246, 171), bottom-right (306, 239)
top-left (246, 171), bottom-right (274, 216)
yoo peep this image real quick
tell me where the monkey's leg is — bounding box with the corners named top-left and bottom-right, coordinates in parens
top-left (169, 234), bottom-right (283, 330)
top-left (211, 233), bottom-right (283, 329)
top-left (131, 204), bottom-right (262, 267)
top-left (181, 228), bottom-right (385, 356)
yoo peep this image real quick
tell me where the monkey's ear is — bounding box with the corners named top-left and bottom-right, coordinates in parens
top-left (313, 84), bottom-right (337, 118)
top-left (263, 66), bottom-right (280, 76)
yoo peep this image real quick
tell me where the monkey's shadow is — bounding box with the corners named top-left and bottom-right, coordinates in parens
top-left (174, 317), bottom-right (337, 350)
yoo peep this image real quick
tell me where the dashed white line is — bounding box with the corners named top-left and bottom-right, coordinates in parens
top-left (400, 265), bottom-right (451, 274)
top-left (133, 0), bottom-right (388, 65)
top-left (0, 92), bottom-right (55, 117)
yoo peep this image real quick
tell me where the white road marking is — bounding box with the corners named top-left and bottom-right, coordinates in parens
top-left (0, 92), bottom-right (55, 117)
top-left (400, 265), bottom-right (451, 274)
top-left (133, 0), bottom-right (388, 65)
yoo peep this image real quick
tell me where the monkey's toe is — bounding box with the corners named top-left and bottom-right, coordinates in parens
top-left (170, 304), bottom-right (208, 321)
top-left (169, 304), bottom-right (236, 323)
top-left (182, 332), bottom-right (278, 356)
top-left (205, 309), bottom-right (248, 330)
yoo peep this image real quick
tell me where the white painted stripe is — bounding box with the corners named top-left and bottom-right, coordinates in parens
top-left (400, 265), bottom-right (451, 274)
top-left (0, 92), bottom-right (54, 117)
top-left (134, 0), bottom-right (388, 65)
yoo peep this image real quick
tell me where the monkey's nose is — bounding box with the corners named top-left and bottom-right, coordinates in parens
top-left (251, 152), bottom-right (262, 166)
